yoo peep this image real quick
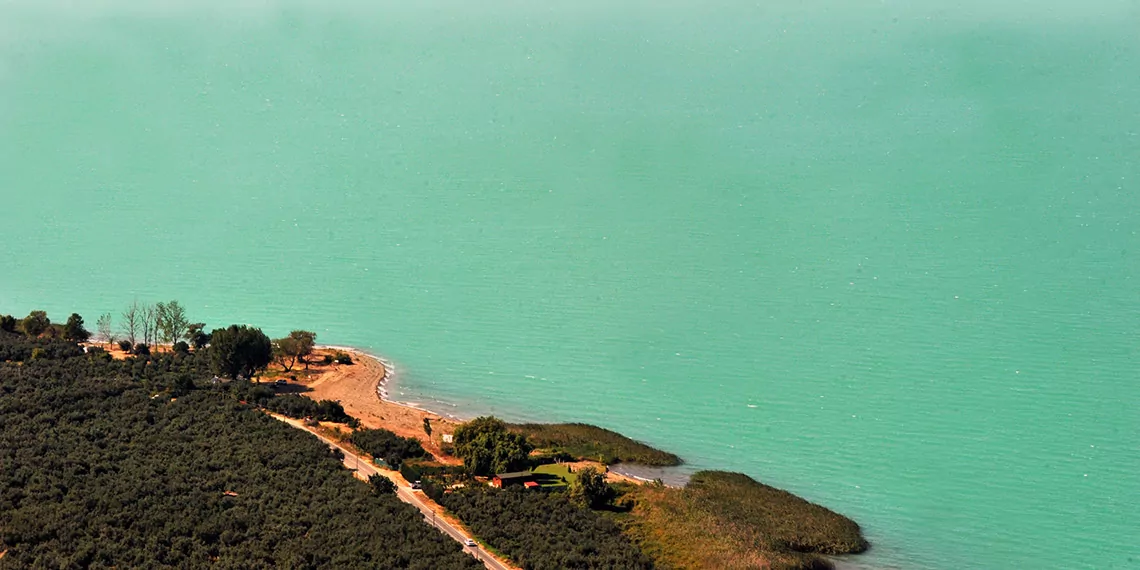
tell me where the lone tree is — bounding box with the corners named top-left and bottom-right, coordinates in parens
top-left (452, 416), bottom-right (533, 476)
top-left (273, 330), bottom-right (316, 372)
top-left (141, 303), bottom-right (157, 347)
top-left (209, 325), bottom-right (273, 380)
top-left (369, 474), bottom-right (397, 495)
top-left (185, 323), bottom-right (210, 350)
top-left (64, 313), bottom-right (91, 343)
top-left (568, 466), bottom-right (616, 509)
top-left (156, 301), bottom-right (189, 346)
top-left (22, 311), bottom-right (50, 337)
top-left (96, 313), bottom-right (114, 348)
top-left (121, 301), bottom-right (141, 346)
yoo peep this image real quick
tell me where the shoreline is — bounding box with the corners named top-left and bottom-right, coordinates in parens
top-left (317, 344), bottom-right (466, 420)
top-left (293, 346), bottom-right (461, 462)
top-left (302, 346), bottom-right (870, 567)
top-left (304, 346), bottom-right (661, 486)
top-left (68, 335), bottom-right (868, 568)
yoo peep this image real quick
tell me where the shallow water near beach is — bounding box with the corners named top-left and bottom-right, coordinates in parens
top-left (2, 1), bottom-right (1139, 568)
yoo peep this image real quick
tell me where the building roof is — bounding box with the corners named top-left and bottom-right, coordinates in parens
top-left (494, 471), bottom-right (534, 480)
top-left (523, 481), bottom-right (540, 488)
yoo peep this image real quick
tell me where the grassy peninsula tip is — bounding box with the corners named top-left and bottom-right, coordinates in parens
top-left (508, 422), bottom-right (683, 466)
top-left (618, 471), bottom-right (868, 570)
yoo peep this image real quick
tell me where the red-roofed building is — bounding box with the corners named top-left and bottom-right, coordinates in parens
top-left (491, 471), bottom-right (534, 489)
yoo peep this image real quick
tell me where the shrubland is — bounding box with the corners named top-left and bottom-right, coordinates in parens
top-left (348, 427), bottom-right (428, 469)
top-left (260, 393), bottom-right (357, 425)
top-left (0, 330), bottom-right (479, 569)
top-left (438, 487), bottom-right (653, 570)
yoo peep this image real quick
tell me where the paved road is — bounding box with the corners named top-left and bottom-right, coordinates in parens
top-left (276, 417), bottom-right (511, 570)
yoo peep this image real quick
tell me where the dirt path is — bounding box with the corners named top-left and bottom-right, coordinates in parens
top-left (271, 414), bottom-right (518, 570)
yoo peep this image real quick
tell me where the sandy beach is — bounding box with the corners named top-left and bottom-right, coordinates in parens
top-left (295, 348), bottom-right (461, 462)
top-left (291, 348), bottom-right (642, 484)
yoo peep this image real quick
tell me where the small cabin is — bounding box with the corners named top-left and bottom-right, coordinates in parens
top-left (491, 471), bottom-right (534, 489)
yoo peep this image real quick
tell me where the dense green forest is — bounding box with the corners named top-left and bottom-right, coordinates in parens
top-left (438, 487), bottom-right (654, 570)
top-left (261, 393), bottom-right (357, 425)
top-left (348, 428), bottom-right (428, 469)
top-left (0, 332), bottom-right (85, 361)
top-left (453, 417), bottom-right (533, 476)
top-left (508, 423), bottom-right (682, 467)
top-left (0, 330), bottom-right (479, 569)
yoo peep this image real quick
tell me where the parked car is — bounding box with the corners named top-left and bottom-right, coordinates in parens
top-left (274, 379), bottom-right (288, 387)
top-left (463, 539), bottom-right (477, 547)
top-left (411, 480), bottom-right (422, 490)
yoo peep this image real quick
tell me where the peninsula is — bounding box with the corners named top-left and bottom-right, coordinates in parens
top-left (0, 307), bottom-right (869, 570)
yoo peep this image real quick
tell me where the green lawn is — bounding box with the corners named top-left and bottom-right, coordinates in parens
top-left (531, 464), bottom-right (576, 488)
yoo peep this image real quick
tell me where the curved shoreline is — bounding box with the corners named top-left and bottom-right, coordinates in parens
top-left (308, 345), bottom-right (669, 487)
top-left (317, 345), bottom-right (696, 485)
top-left (317, 345), bottom-right (468, 422)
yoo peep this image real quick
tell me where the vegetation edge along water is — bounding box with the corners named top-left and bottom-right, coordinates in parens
top-left (0, 306), bottom-right (868, 570)
top-left (507, 422), bottom-right (684, 467)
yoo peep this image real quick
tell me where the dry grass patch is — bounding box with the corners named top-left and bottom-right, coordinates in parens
top-left (618, 471), bottom-right (867, 570)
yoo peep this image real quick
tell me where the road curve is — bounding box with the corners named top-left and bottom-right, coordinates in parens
top-left (273, 416), bottom-right (512, 570)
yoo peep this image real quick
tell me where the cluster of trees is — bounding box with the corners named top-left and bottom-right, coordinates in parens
top-left (0, 310), bottom-right (91, 343)
top-left (348, 428), bottom-right (427, 469)
top-left (452, 416), bottom-right (533, 476)
top-left (113, 300), bottom-right (195, 349)
top-left (0, 302), bottom-right (209, 357)
top-left (0, 329), bottom-right (86, 362)
top-left (369, 473), bottom-right (397, 495)
top-left (6, 306), bottom-right (325, 385)
top-left (209, 325), bottom-right (272, 380)
top-left (79, 300), bottom-right (212, 355)
top-left (259, 394), bottom-right (356, 425)
top-left (439, 487), bottom-right (653, 570)
top-left (446, 416), bottom-right (618, 508)
top-left (427, 417), bottom-right (642, 568)
top-left (0, 332), bottom-right (481, 569)
top-left (273, 330), bottom-right (316, 371)
top-left (568, 467), bottom-right (617, 509)
top-left (399, 461), bottom-right (459, 491)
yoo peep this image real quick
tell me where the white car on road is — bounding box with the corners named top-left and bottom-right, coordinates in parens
top-left (463, 538), bottom-right (477, 548)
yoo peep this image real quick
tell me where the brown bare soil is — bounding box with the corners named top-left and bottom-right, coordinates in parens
top-left (296, 349), bottom-right (461, 463)
top-left (84, 342), bottom-right (178, 360)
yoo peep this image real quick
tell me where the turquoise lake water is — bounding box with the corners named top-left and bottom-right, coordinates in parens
top-left (2, 1), bottom-right (1138, 567)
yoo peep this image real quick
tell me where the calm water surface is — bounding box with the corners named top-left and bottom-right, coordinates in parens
top-left (2, 1), bottom-right (1138, 568)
